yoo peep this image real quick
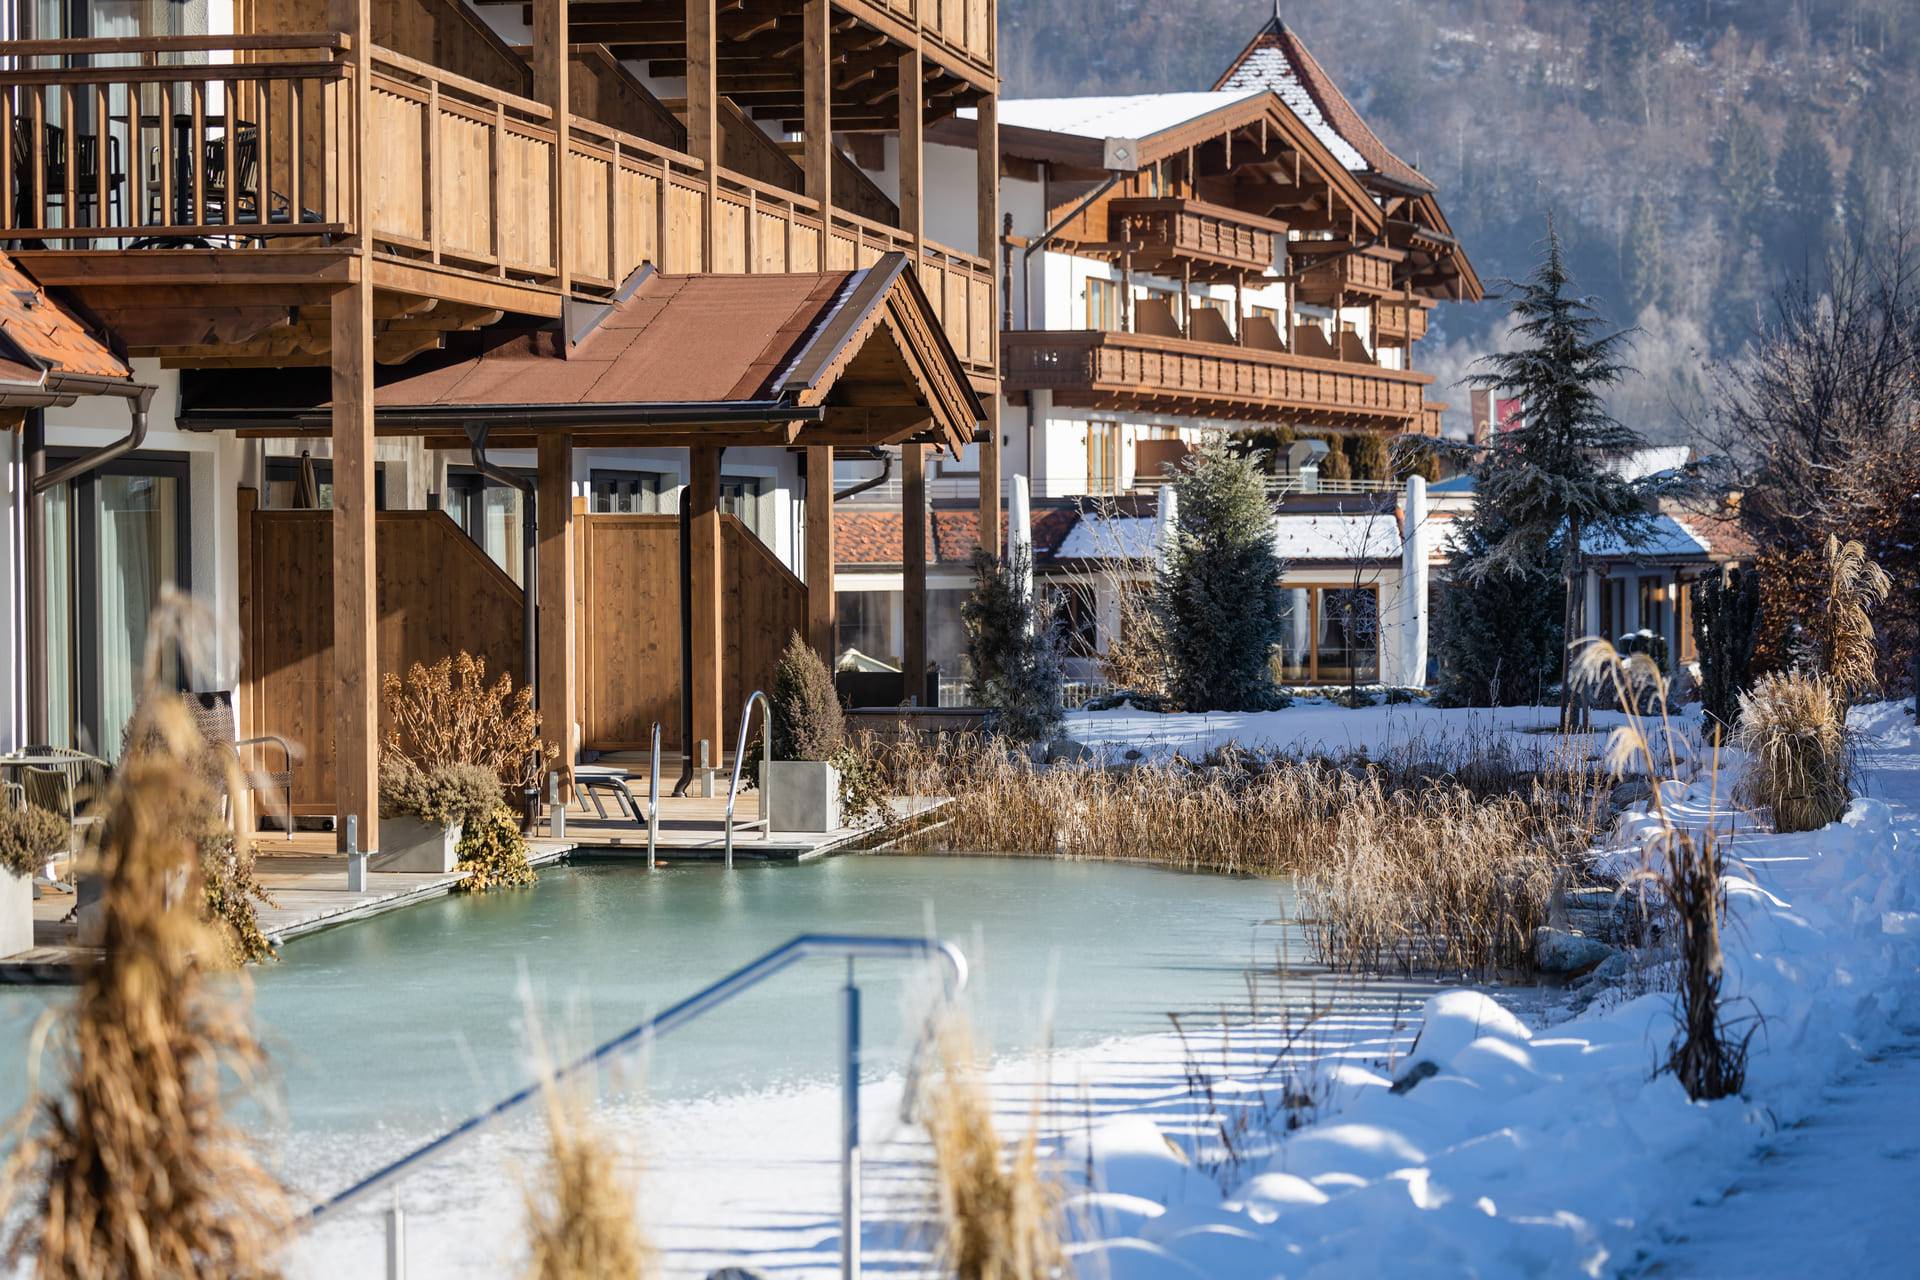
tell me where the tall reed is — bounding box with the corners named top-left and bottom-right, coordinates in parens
top-left (1734, 671), bottom-right (1853, 834)
top-left (1, 694), bottom-right (288, 1278)
top-left (917, 1012), bottom-right (1063, 1280)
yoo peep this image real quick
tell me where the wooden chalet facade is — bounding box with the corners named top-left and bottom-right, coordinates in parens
top-left (0, 0), bottom-right (1001, 852)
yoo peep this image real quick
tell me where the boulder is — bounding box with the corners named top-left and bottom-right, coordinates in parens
top-left (1532, 926), bottom-right (1616, 977)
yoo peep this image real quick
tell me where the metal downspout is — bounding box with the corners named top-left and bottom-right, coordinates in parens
top-left (464, 422), bottom-right (539, 702)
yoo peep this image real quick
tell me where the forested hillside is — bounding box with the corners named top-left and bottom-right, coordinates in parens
top-left (1000, 0), bottom-right (1920, 437)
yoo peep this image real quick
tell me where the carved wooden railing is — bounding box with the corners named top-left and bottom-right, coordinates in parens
top-left (1003, 328), bottom-right (1435, 427)
top-left (1293, 243), bottom-right (1400, 303)
top-left (0, 34), bottom-right (996, 376)
top-left (1110, 196), bottom-right (1285, 278)
top-left (870, 0), bottom-right (994, 73)
top-left (1375, 298), bottom-right (1430, 345)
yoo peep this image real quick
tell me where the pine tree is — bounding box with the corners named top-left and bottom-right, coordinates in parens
top-left (961, 545), bottom-right (1065, 742)
top-left (1153, 443), bottom-right (1289, 711)
top-left (1431, 508), bottom-right (1565, 708)
top-left (1691, 568), bottom-right (1761, 733)
top-left (1773, 114), bottom-right (1836, 265)
top-left (1468, 220), bottom-right (1654, 728)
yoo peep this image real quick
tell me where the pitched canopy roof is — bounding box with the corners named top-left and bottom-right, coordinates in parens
top-left (178, 254), bottom-right (982, 454)
top-left (0, 252), bottom-right (133, 406)
top-left (1214, 15), bottom-right (1433, 196)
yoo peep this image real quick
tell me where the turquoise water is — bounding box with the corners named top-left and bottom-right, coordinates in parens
top-left (1, 854), bottom-right (1304, 1146)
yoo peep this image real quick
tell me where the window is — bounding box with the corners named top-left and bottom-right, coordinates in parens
top-left (39, 453), bottom-right (191, 759)
top-left (1046, 581), bottom-right (1100, 661)
top-left (1085, 277), bottom-right (1120, 331)
top-left (265, 455), bottom-right (387, 511)
top-left (720, 474), bottom-right (769, 537)
top-left (1086, 422), bottom-right (1121, 496)
top-left (442, 467), bottom-right (531, 586)
top-left (1269, 585), bottom-right (1380, 685)
top-left (837, 591), bottom-right (893, 665)
top-left (1638, 577), bottom-right (1671, 659)
top-left (590, 468), bottom-right (672, 514)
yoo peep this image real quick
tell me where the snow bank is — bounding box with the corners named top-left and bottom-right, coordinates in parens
top-left (1053, 704), bottom-right (1920, 1277)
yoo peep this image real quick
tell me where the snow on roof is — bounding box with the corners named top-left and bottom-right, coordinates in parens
top-left (991, 91), bottom-right (1266, 144)
top-left (1216, 46), bottom-right (1366, 172)
top-left (1584, 514), bottom-right (1710, 560)
top-left (1054, 514), bottom-right (1158, 561)
top-left (1273, 512), bottom-right (1403, 561)
top-left (1608, 446), bottom-right (1692, 482)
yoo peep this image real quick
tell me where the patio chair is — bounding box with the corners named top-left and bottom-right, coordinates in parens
top-left (15, 747), bottom-right (107, 891)
top-left (185, 691), bottom-right (296, 840)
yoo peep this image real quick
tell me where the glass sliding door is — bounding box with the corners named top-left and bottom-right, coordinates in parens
top-left (40, 453), bottom-right (191, 760)
top-left (1269, 585), bottom-right (1381, 686)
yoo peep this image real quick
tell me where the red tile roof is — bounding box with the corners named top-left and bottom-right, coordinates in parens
top-left (835, 506), bottom-right (1082, 566)
top-left (0, 252), bottom-right (130, 384)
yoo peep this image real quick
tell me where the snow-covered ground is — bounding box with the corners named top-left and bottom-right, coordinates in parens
top-left (279, 698), bottom-right (1920, 1275)
top-left (1038, 699), bottom-right (1920, 1278)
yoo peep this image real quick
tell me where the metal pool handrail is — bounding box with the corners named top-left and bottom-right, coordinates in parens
top-left (646, 719), bottom-right (661, 869)
top-left (304, 933), bottom-right (968, 1280)
top-left (722, 688), bottom-right (772, 868)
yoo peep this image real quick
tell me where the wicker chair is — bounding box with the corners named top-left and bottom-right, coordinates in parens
top-left (185, 692), bottom-right (296, 840)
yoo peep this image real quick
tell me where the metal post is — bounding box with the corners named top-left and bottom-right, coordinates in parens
top-left (345, 815), bottom-right (367, 892)
top-left (547, 771), bottom-right (566, 840)
top-left (647, 721), bottom-right (661, 870)
top-left (385, 1191), bottom-right (406, 1280)
top-left (841, 959), bottom-right (862, 1280)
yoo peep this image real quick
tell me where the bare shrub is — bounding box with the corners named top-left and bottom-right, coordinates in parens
top-left (1734, 672), bottom-right (1853, 833)
top-left (0, 804), bottom-right (68, 879)
top-left (382, 653), bottom-right (558, 792)
top-left (379, 756), bottom-right (503, 828)
top-left (918, 1012), bottom-right (1063, 1280)
top-left (1, 695), bottom-right (289, 1276)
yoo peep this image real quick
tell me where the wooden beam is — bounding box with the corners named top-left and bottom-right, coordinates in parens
top-left (537, 433), bottom-right (576, 799)
top-left (686, 0), bottom-right (718, 270)
top-left (687, 445), bottom-right (725, 767)
top-left (804, 444), bottom-right (836, 665)
top-left (803, 0), bottom-right (831, 265)
top-left (977, 91), bottom-right (1001, 557)
top-left (901, 441), bottom-right (927, 705)
top-left (534, 0), bottom-right (571, 295)
top-left (332, 0), bottom-right (378, 854)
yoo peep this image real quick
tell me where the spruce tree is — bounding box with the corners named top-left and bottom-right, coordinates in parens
top-left (961, 545), bottom-right (1065, 742)
top-left (1468, 220), bottom-right (1655, 728)
top-left (1153, 443), bottom-right (1288, 711)
top-left (1431, 508), bottom-right (1564, 708)
top-left (1691, 568), bottom-right (1761, 733)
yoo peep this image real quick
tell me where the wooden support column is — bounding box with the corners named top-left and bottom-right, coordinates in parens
top-left (537, 433), bottom-right (575, 799)
top-left (1235, 272), bottom-right (1246, 345)
top-left (805, 445), bottom-right (837, 664)
top-left (687, 446), bottom-right (725, 763)
top-left (898, 42), bottom-right (924, 256)
top-left (534, 0), bottom-right (570, 294)
top-left (978, 94), bottom-right (1002, 556)
top-left (902, 441), bottom-right (928, 705)
top-left (686, 0), bottom-right (717, 270)
top-left (803, 0), bottom-right (831, 265)
top-left (332, 0), bottom-right (377, 854)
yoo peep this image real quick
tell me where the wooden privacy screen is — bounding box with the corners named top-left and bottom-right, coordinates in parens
top-left (575, 513), bottom-right (808, 753)
top-left (237, 498), bottom-right (525, 813)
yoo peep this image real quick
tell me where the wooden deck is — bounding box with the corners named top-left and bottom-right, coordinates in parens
top-left (556, 788), bottom-right (945, 860)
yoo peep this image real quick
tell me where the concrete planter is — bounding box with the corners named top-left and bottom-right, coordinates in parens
top-left (765, 760), bottom-right (842, 833)
top-left (372, 816), bottom-right (465, 874)
top-left (1, 869), bottom-right (32, 959)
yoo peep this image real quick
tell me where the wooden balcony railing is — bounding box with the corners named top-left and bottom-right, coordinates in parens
top-left (1, 33), bottom-right (996, 376)
top-left (868, 0), bottom-right (995, 75)
top-left (1110, 196), bottom-right (1284, 280)
top-left (1375, 299), bottom-right (1430, 345)
top-left (1293, 243), bottom-right (1400, 304)
top-left (1003, 328), bottom-right (1434, 429)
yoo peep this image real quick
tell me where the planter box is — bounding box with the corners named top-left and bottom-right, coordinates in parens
top-left (1, 869), bottom-right (32, 959)
top-left (372, 816), bottom-right (464, 874)
top-left (765, 760), bottom-right (842, 833)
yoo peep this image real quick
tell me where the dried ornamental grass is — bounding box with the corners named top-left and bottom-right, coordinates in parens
top-left (0, 695), bottom-right (289, 1278)
top-left (918, 1014), bottom-right (1063, 1280)
top-left (522, 1077), bottom-right (652, 1280)
top-left (1811, 534), bottom-right (1891, 708)
top-left (1734, 671), bottom-right (1853, 834)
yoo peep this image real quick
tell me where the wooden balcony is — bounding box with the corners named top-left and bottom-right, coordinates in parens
top-left (1375, 298), bottom-right (1431, 346)
top-left (1108, 196), bottom-right (1285, 281)
top-left (1292, 242), bottom-right (1402, 304)
top-left (1003, 328), bottom-right (1435, 429)
top-left (0, 34), bottom-right (996, 376)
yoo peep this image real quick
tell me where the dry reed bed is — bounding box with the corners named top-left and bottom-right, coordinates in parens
top-left (865, 731), bottom-right (1607, 980)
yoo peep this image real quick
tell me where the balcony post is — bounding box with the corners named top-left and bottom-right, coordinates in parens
top-left (803, 0), bottom-right (832, 267)
top-left (533, 0), bottom-right (570, 294)
top-left (687, 0), bottom-right (717, 270)
top-left (330, 0), bottom-right (378, 857)
top-left (902, 441), bottom-right (928, 706)
top-left (1118, 215), bottom-right (1133, 333)
top-left (1234, 271), bottom-right (1246, 346)
top-left (806, 445), bottom-right (837, 666)
top-left (687, 446), bottom-right (725, 765)
top-left (537, 433), bottom-right (575, 801)
top-left (898, 42), bottom-right (923, 259)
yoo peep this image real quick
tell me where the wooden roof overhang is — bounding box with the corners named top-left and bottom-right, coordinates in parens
top-left (175, 253), bottom-right (981, 454)
top-left (505, 0), bottom-right (995, 132)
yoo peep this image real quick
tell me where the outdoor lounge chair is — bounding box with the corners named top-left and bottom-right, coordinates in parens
top-left (185, 691), bottom-right (296, 839)
top-left (13, 747), bottom-right (107, 892)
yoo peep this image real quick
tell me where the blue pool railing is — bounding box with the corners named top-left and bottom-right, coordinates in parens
top-left (302, 932), bottom-right (970, 1280)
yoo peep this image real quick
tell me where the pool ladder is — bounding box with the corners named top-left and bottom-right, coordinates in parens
top-left (301, 933), bottom-right (969, 1280)
top-left (722, 689), bottom-right (772, 869)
